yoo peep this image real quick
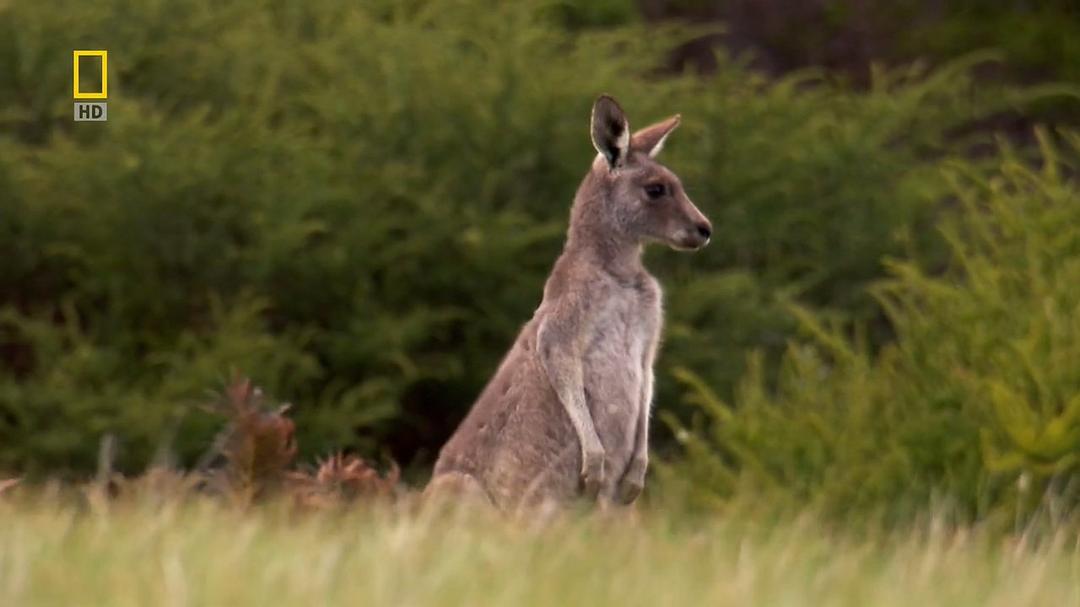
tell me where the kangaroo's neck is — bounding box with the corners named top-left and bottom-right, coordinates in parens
top-left (564, 208), bottom-right (645, 282)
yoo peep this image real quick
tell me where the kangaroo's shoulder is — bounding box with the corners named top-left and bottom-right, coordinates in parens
top-left (540, 252), bottom-right (615, 309)
top-left (542, 251), bottom-right (662, 311)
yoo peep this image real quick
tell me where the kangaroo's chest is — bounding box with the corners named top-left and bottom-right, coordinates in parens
top-left (582, 279), bottom-right (661, 449)
top-left (585, 291), bottom-right (659, 372)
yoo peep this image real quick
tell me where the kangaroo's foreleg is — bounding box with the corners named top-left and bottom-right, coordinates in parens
top-left (537, 313), bottom-right (605, 499)
top-left (617, 340), bottom-right (657, 504)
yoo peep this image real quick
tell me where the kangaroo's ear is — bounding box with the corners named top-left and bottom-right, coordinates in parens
top-left (590, 95), bottom-right (630, 168)
top-left (631, 115), bottom-right (681, 158)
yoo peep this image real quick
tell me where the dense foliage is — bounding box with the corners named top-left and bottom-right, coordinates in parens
top-left (664, 132), bottom-right (1080, 526)
top-left (1, 0), bottom-right (1078, 526)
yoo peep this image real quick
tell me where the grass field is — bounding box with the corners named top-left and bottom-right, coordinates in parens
top-left (2, 493), bottom-right (1079, 607)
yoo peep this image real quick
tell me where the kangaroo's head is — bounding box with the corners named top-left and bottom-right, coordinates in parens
top-left (579, 95), bottom-right (711, 252)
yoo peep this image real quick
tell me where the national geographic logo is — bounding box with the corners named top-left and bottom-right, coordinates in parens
top-left (73, 50), bottom-right (108, 122)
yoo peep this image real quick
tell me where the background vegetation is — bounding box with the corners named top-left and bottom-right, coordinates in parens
top-left (1, 0), bottom-right (1079, 528)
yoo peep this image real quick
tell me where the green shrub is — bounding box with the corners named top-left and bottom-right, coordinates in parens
top-left (906, 1), bottom-right (1080, 89)
top-left (663, 130), bottom-right (1080, 526)
top-left (0, 0), bottom-right (1045, 474)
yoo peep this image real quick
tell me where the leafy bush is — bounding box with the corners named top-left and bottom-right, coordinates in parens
top-left (663, 131), bottom-right (1080, 526)
top-left (0, 0), bottom-right (1046, 475)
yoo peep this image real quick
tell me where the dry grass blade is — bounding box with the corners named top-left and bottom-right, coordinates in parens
top-left (0, 478), bottom-right (20, 496)
top-left (315, 453), bottom-right (400, 499)
top-left (215, 376), bottom-right (298, 499)
top-left (211, 376), bottom-right (403, 508)
top-left (288, 453), bottom-right (401, 510)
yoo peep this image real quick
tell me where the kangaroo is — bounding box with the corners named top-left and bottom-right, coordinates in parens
top-left (427, 95), bottom-right (712, 512)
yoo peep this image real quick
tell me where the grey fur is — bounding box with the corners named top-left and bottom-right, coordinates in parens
top-left (427, 96), bottom-right (711, 512)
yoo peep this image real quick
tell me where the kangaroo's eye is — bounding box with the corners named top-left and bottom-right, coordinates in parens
top-left (644, 183), bottom-right (666, 199)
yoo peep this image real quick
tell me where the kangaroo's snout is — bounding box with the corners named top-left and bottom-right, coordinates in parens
top-left (674, 223), bottom-right (711, 250)
top-left (670, 200), bottom-right (712, 251)
top-left (695, 222), bottom-right (712, 243)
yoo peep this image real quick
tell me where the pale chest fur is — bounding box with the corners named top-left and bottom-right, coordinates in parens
top-left (581, 274), bottom-right (662, 459)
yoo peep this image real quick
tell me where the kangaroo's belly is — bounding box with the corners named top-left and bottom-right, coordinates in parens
top-left (582, 295), bottom-right (655, 475)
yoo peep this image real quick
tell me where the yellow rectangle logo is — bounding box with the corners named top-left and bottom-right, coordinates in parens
top-left (73, 50), bottom-right (108, 99)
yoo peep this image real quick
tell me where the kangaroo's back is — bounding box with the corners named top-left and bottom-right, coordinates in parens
top-left (428, 96), bottom-right (711, 512)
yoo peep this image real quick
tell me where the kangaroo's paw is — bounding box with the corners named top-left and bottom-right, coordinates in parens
top-left (580, 448), bottom-right (606, 500)
top-left (615, 456), bottom-right (647, 504)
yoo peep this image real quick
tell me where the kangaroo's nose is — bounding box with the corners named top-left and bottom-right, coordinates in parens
top-left (696, 223), bottom-right (712, 241)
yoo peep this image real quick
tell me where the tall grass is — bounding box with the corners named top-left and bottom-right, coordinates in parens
top-left (1, 495), bottom-right (1078, 606)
